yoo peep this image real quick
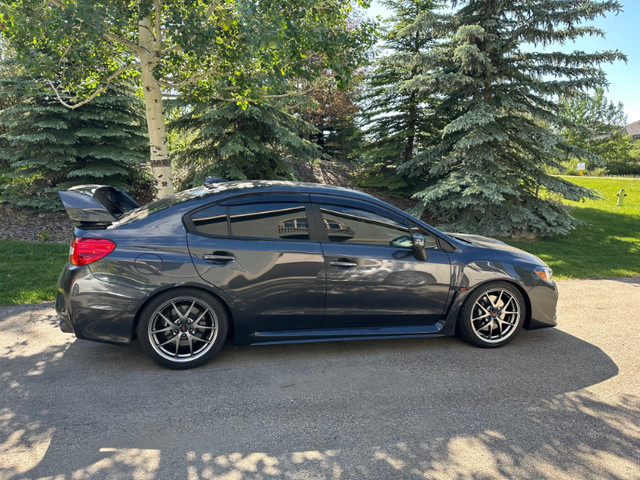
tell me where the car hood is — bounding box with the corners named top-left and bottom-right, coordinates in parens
top-left (446, 233), bottom-right (545, 265)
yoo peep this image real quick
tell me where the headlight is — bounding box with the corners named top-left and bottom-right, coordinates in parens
top-left (534, 266), bottom-right (553, 283)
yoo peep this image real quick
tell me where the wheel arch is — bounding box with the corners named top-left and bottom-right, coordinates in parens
top-left (457, 278), bottom-right (532, 330)
top-left (130, 284), bottom-right (236, 342)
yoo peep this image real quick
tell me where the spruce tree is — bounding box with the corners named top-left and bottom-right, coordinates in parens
top-left (169, 100), bottom-right (321, 189)
top-left (398, 0), bottom-right (625, 236)
top-left (0, 77), bottom-right (148, 210)
top-left (359, 0), bottom-right (445, 192)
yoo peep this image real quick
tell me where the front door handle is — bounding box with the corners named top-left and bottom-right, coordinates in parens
top-left (329, 259), bottom-right (358, 268)
top-left (203, 252), bottom-right (236, 263)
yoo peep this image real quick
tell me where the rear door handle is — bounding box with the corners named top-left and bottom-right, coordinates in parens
top-left (329, 259), bottom-right (358, 268)
top-left (203, 252), bottom-right (236, 263)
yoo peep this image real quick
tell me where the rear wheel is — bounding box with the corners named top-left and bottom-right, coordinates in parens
top-left (458, 282), bottom-right (524, 348)
top-left (137, 289), bottom-right (228, 369)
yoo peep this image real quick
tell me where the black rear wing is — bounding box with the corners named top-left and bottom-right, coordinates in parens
top-left (59, 185), bottom-right (140, 227)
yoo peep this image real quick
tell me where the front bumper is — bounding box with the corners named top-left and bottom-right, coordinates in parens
top-left (56, 263), bottom-right (148, 345)
top-left (525, 281), bottom-right (559, 330)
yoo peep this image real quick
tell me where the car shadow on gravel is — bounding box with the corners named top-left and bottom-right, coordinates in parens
top-left (2, 307), bottom-right (636, 479)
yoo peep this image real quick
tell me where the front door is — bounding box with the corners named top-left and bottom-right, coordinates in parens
top-left (311, 197), bottom-right (452, 328)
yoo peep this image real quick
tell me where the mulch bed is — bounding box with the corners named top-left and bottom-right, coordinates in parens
top-left (0, 205), bottom-right (74, 244)
top-left (0, 165), bottom-right (434, 245)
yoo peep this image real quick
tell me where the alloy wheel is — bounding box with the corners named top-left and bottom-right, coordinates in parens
top-left (148, 296), bottom-right (219, 363)
top-left (470, 288), bottom-right (521, 344)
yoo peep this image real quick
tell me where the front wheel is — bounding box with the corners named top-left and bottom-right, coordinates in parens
top-left (457, 282), bottom-right (525, 348)
top-left (137, 289), bottom-right (228, 369)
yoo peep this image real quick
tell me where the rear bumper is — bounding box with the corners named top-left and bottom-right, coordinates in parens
top-left (56, 263), bottom-right (147, 345)
top-left (58, 313), bottom-right (74, 333)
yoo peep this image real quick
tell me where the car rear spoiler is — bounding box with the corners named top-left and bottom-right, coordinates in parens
top-left (59, 185), bottom-right (140, 227)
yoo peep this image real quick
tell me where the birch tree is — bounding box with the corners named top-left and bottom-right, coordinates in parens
top-left (0, 0), bottom-right (373, 197)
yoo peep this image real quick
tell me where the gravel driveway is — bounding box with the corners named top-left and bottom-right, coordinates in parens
top-left (1, 277), bottom-right (639, 480)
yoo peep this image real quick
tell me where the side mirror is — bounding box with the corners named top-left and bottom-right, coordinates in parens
top-left (412, 233), bottom-right (427, 261)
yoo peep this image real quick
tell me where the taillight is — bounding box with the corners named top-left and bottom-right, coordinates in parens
top-left (70, 238), bottom-right (116, 266)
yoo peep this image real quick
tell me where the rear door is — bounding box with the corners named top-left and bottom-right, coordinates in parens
top-left (311, 195), bottom-right (452, 328)
top-left (186, 194), bottom-right (326, 333)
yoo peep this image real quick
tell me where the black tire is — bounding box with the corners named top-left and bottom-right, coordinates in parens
top-left (137, 288), bottom-right (228, 369)
top-left (457, 282), bottom-right (525, 348)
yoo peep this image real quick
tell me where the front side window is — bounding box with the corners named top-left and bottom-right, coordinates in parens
top-left (318, 204), bottom-right (409, 246)
top-left (229, 203), bottom-right (310, 240)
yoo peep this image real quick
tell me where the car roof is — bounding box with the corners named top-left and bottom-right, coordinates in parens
top-left (201, 180), bottom-right (378, 201)
top-left (114, 181), bottom-right (387, 227)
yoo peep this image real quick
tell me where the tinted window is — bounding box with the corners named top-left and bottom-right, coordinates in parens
top-left (191, 205), bottom-right (229, 236)
top-left (318, 204), bottom-right (409, 246)
top-left (229, 203), bottom-right (310, 240)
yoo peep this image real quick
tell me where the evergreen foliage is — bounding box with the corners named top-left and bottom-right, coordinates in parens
top-left (359, 0), bottom-right (445, 193)
top-left (397, 0), bottom-right (625, 236)
top-left (0, 77), bottom-right (148, 210)
top-left (169, 100), bottom-right (321, 190)
top-left (1, 0), bottom-right (375, 197)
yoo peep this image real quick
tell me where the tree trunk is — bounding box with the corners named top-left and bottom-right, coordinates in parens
top-left (139, 15), bottom-right (174, 198)
top-left (404, 93), bottom-right (417, 163)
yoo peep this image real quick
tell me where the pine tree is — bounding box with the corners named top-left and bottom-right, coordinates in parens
top-left (359, 0), bottom-right (445, 192)
top-left (398, 0), bottom-right (625, 236)
top-left (0, 76), bottom-right (148, 211)
top-left (169, 100), bottom-right (321, 189)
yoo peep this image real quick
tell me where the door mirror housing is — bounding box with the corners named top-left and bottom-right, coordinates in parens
top-left (412, 233), bottom-right (427, 261)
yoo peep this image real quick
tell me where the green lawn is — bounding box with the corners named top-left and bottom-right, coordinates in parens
top-left (505, 176), bottom-right (640, 279)
top-left (0, 176), bottom-right (638, 306)
top-left (0, 240), bottom-right (68, 306)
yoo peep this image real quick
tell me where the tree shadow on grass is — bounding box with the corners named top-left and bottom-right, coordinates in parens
top-left (1, 301), bottom-right (638, 479)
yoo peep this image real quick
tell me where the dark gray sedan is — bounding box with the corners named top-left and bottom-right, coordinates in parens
top-left (56, 180), bottom-right (558, 369)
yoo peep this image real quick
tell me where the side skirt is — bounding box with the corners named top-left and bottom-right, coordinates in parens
top-left (248, 323), bottom-right (446, 345)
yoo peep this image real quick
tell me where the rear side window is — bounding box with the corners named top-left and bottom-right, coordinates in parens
top-left (191, 205), bottom-right (229, 236)
top-left (229, 203), bottom-right (310, 240)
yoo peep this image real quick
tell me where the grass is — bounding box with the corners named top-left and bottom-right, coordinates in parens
top-left (0, 176), bottom-right (638, 306)
top-left (505, 176), bottom-right (640, 279)
top-left (0, 240), bottom-right (68, 306)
